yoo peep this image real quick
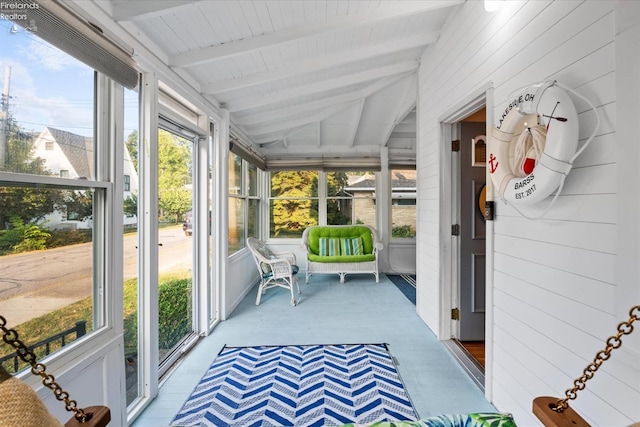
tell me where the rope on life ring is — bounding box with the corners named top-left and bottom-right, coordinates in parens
top-left (488, 80), bottom-right (600, 219)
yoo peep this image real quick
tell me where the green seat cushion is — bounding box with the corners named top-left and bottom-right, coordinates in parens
top-left (307, 253), bottom-right (375, 263)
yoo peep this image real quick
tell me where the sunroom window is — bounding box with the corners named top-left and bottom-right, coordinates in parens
top-left (228, 153), bottom-right (260, 254)
top-left (0, 26), bottom-right (105, 372)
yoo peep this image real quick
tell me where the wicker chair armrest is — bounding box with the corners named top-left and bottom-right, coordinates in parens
top-left (267, 258), bottom-right (293, 277)
top-left (274, 251), bottom-right (296, 265)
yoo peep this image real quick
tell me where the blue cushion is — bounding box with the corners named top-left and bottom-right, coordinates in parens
top-left (262, 264), bottom-right (299, 279)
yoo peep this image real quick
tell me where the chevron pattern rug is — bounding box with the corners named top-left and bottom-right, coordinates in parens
top-left (171, 343), bottom-right (418, 427)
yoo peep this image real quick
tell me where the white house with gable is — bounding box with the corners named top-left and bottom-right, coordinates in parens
top-left (32, 127), bottom-right (139, 228)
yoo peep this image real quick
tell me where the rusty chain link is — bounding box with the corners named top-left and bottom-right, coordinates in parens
top-left (0, 315), bottom-right (88, 422)
top-left (553, 305), bottom-right (640, 413)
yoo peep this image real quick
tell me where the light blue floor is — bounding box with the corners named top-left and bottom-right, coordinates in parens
top-left (132, 274), bottom-right (495, 426)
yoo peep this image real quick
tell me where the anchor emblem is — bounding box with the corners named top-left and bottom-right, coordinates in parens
top-left (489, 153), bottom-right (499, 173)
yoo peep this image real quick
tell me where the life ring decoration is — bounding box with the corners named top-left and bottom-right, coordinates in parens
top-left (488, 80), bottom-right (579, 205)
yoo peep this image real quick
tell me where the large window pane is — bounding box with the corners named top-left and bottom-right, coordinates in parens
top-left (123, 88), bottom-right (140, 407)
top-left (157, 129), bottom-right (194, 367)
top-left (248, 199), bottom-right (259, 238)
top-left (0, 27), bottom-right (100, 372)
top-left (327, 172), bottom-right (352, 225)
top-left (269, 199), bottom-right (318, 238)
top-left (330, 172), bottom-right (377, 227)
top-left (270, 171), bottom-right (318, 238)
top-left (0, 185), bottom-right (99, 372)
top-left (247, 163), bottom-right (258, 196)
top-left (228, 153), bottom-right (242, 196)
top-left (391, 169), bottom-right (416, 238)
top-left (227, 155), bottom-right (259, 252)
top-left (229, 197), bottom-right (245, 254)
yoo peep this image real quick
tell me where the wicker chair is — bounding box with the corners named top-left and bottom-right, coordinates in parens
top-left (247, 237), bottom-right (301, 306)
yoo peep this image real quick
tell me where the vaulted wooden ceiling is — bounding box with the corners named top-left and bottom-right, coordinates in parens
top-left (99, 0), bottom-right (463, 166)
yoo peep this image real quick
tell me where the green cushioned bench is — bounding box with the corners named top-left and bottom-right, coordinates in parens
top-left (301, 225), bottom-right (383, 283)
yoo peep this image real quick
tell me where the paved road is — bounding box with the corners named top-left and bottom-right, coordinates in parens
top-left (0, 225), bottom-right (192, 326)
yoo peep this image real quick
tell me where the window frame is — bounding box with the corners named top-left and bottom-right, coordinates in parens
top-left (228, 153), bottom-right (260, 255)
top-left (0, 72), bottom-right (118, 372)
top-left (390, 168), bottom-right (417, 240)
top-left (268, 170), bottom-right (380, 238)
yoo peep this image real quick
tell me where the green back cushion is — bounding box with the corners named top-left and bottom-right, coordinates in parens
top-left (308, 226), bottom-right (374, 256)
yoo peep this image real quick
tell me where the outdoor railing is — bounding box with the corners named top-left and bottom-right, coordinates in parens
top-left (0, 320), bottom-right (87, 373)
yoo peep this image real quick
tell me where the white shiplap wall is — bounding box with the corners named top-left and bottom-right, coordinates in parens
top-left (417, 1), bottom-right (639, 425)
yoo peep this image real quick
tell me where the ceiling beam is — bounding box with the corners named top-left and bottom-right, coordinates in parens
top-left (253, 123), bottom-right (311, 145)
top-left (201, 33), bottom-right (437, 95)
top-left (168, 1), bottom-right (463, 67)
top-left (244, 102), bottom-right (358, 136)
top-left (348, 100), bottom-right (366, 149)
top-left (233, 73), bottom-right (411, 125)
top-left (383, 76), bottom-right (417, 147)
top-left (227, 61), bottom-right (418, 113)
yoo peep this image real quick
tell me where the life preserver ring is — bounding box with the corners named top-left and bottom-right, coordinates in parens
top-left (488, 80), bottom-right (579, 205)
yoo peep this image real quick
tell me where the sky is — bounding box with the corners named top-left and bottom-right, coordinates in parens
top-left (0, 20), bottom-right (138, 138)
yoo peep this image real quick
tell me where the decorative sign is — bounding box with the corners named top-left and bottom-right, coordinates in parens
top-left (472, 135), bottom-right (486, 167)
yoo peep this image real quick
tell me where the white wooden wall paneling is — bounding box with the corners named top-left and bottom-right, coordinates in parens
top-left (491, 322), bottom-right (628, 427)
top-left (494, 362), bottom-right (539, 426)
top-left (426, 1), bottom-right (542, 106)
top-left (494, 269), bottom-right (613, 339)
top-left (416, 0), bottom-right (631, 422)
top-left (494, 252), bottom-right (614, 312)
top-left (434, 1), bottom-right (551, 101)
top-left (495, 216), bottom-right (615, 254)
top-left (572, 131), bottom-right (616, 169)
top-left (492, 295), bottom-right (609, 396)
top-left (569, 67), bottom-right (615, 112)
top-left (496, 193), bottom-right (616, 223)
top-left (493, 292), bottom-right (634, 426)
top-left (494, 234), bottom-right (614, 283)
top-left (493, 4), bottom-right (613, 96)
top-left (555, 43), bottom-right (614, 90)
top-left (560, 162), bottom-right (616, 195)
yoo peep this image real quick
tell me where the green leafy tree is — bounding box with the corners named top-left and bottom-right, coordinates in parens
top-left (270, 171), bottom-right (318, 237)
top-left (158, 130), bottom-right (192, 222)
top-left (327, 172), bottom-right (350, 225)
top-left (60, 190), bottom-right (93, 222)
top-left (0, 117), bottom-right (60, 229)
top-left (125, 130), bottom-right (138, 172)
top-left (159, 188), bottom-right (192, 223)
top-left (124, 193), bottom-right (138, 218)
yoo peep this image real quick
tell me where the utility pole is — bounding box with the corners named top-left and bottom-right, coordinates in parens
top-left (0, 65), bottom-right (10, 168)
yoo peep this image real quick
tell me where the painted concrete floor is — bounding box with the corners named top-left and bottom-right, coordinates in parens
top-left (131, 274), bottom-right (495, 426)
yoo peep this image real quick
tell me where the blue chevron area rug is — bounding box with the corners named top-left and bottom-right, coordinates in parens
top-left (171, 343), bottom-right (418, 427)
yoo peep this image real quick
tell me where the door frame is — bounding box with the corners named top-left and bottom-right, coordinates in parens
top-left (438, 82), bottom-right (495, 400)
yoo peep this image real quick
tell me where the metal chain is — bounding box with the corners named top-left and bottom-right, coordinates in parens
top-left (0, 315), bottom-right (88, 422)
top-left (553, 305), bottom-right (640, 413)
